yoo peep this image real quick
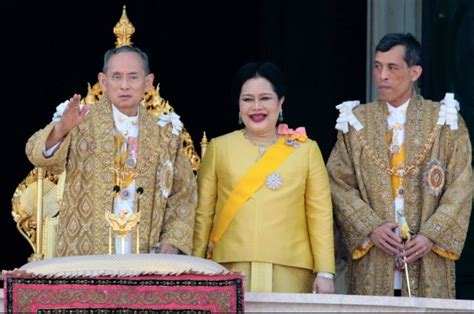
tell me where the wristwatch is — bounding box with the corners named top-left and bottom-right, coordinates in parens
top-left (316, 272), bottom-right (335, 279)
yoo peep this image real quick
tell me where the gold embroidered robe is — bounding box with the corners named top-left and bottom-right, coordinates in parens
top-left (327, 95), bottom-right (472, 298)
top-left (25, 96), bottom-right (197, 256)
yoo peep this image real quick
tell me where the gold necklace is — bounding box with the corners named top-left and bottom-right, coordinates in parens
top-left (242, 129), bottom-right (280, 159)
top-left (354, 124), bottom-right (441, 177)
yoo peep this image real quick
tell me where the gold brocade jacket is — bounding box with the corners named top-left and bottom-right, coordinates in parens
top-left (192, 130), bottom-right (335, 274)
top-left (25, 96), bottom-right (197, 256)
top-left (327, 95), bottom-right (472, 298)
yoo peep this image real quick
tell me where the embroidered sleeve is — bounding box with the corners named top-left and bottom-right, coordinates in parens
top-left (419, 117), bottom-right (472, 258)
top-left (25, 123), bottom-right (72, 175)
top-left (159, 138), bottom-right (197, 255)
top-left (326, 132), bottom-right (385, 255)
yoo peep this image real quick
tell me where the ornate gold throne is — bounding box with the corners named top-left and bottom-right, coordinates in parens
top-left (11, 6), bottom-right (209, 262)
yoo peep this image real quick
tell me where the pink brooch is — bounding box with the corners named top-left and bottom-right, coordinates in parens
top-left (277, 124), bottom-right (307, 147)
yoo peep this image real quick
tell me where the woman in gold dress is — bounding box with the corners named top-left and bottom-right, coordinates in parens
top-left (193, 62), bottom-right (335, 293)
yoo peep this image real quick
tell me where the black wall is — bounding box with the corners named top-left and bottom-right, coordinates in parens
top-left (1, 0), bottom-right (366, 273)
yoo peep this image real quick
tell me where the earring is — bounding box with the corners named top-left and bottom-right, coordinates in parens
top-left (238, 113), bottom-right (243, 125)
top-left (278, 109), bottom-right (284, 122)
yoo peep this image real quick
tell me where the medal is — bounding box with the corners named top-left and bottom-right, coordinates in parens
top-left (265, 172), bottom-right (282, 190)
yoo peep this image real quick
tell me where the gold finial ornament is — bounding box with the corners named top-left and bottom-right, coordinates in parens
top-left (143, 84), bottom-right (174, 117)
top-left (200, 132), bottom-right (208, 158)
top-left (113, 5), bottom-right (135, 48)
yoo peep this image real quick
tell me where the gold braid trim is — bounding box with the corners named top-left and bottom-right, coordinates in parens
top-left (354, 125), bottom-right (442, 178)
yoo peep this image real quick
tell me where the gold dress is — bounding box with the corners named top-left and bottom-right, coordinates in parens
top-left (327, 95), bottom-right (472, 298)
top-left (26, 96), bottom-right (197, 256)
top-left (193, 130), bottom-right (335, 292)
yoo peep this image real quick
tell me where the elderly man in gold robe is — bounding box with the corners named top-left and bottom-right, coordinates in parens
top-left (26, 46), bottom-right (197, 256)
top-left (327, 33), bottom-right (472, 298)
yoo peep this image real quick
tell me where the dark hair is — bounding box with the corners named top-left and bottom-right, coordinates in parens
top-left (231, 62), bottom-right (286, 106)
top-left (375, 33), bottom-right (421, 67)
top-left (102, 45), bottom-right (151, 74)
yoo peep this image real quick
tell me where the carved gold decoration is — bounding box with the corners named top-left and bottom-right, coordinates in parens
top-left (114, 5), bottom-right (135, 48)
top-left (142, 83), bottom-right (173, 117)
top-left (183, 132), bottom-right (201, 172)
top-left (84, 82), bottom-right (103, 105)
top-left (11, 168), bottom-right (62, 261)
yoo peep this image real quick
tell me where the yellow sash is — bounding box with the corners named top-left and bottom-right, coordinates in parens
top-left (207, 137), bottom-right (295, 258)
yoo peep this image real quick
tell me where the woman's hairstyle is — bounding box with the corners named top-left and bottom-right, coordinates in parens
top-left (231, 62), bottom-right (286, 105)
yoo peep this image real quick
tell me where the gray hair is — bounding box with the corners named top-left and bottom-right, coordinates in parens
top-left (102, 46), bottom-right (151, 74)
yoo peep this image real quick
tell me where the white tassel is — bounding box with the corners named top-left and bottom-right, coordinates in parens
top-left (335, 100), bottom-right (363, 133)
top-left (437, 93), bottom-right (459, 130)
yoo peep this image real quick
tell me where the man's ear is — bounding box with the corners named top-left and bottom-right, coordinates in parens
top-left (410, 65), bottom-right (423, 82)
top-left (98, 72), bottom-right (107, 90)
top-left (145, 73), bottom-right (154, 90)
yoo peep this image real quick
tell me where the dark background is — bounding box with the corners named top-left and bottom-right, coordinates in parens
top-left (1, 0), bottom-right (473, 299)
top-left (421, 0), bottom-right (474, 300)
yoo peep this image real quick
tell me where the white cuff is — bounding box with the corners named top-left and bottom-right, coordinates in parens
top-left (43, 141), bottom-right (61, 157)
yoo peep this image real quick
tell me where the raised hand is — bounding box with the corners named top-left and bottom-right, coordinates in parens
top-left (56, 94), bottom-right (89, 137)
top-left (46, 94), bottom-right (89, 150)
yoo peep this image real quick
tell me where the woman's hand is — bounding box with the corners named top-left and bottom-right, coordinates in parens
top-left (313, 276), bottom-right (335, 294)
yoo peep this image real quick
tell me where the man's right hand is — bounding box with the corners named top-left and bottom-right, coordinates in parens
top-left (46, 94), bottom-right (89, 150)
top-left (369, 222), bottom-right (403, 255)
